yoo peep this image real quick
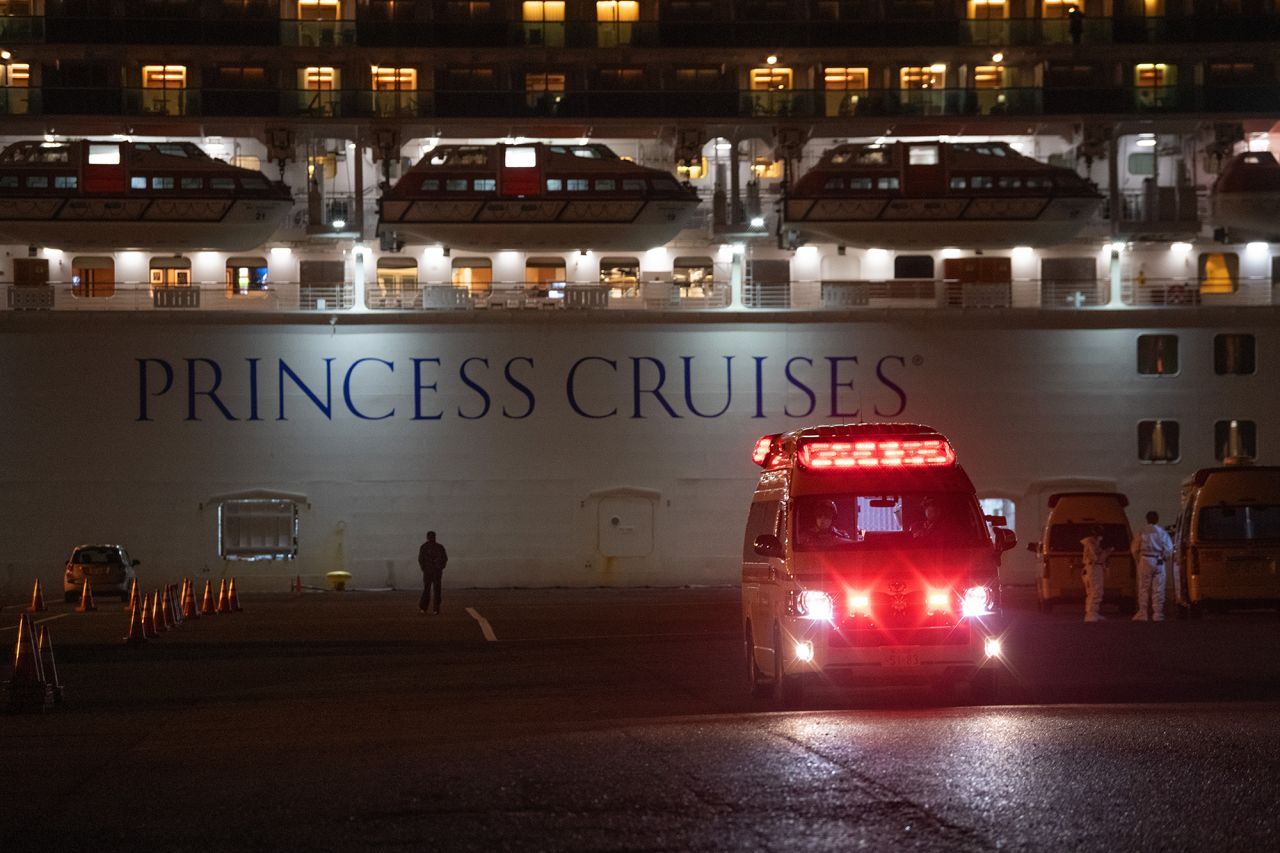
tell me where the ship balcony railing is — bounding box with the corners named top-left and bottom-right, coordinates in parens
top-left (5, 281), bottom-right (353, 312)
top-left (1122, 277), bottom-right (1277, 308)
top-left (959, 17), bottom-right (1112, 46)
top-left (279, 19), bottom-right (358, 48)
top-left (13, 85), bottom-right (1280, 120)
top-left (0, 14), bottom-right (44, 43)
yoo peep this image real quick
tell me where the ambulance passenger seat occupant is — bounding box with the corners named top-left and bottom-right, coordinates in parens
top-left (1130, 511), bottom-right (1174, 621)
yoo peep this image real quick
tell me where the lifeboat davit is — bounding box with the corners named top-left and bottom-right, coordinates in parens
top-left (377, 142), bottom-right (700, 251)
top-left (1211, 151), bottom-right (1280, 241)
top-left (0, 139), bottom-right (292, 251)
top-left (786, 141), bottom-right (1102, 248)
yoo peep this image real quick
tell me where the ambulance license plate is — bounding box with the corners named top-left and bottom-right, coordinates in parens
top-left (883, 648), bottom-right (921, 667)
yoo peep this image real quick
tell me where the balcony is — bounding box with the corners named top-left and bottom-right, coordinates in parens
top-left (279, 19), bottom-right (357, 48)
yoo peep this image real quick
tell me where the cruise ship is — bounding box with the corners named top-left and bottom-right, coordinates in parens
top-left (1, 2), bottom-right (1277, 593)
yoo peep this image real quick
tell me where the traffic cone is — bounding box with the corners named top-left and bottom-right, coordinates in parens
top-left (25, 579), bottom-right (47, 613)
top-left (201, 580), bottom-right (217, 616)
top-left (124, 578), bottom-right (139, 611)
top-left (182, 579), bottom-right (200, 621)
top-left (153, 590), bottom-right (169, 633)
top-left (159, 585), bottom-right (175, 629)
top-left (5, 613), bottom-right (52, 712)
top-left (124, 600), bottom-right (147, 645)
top-left (216, 578), bottom-right (231, 614)
top-left (143, 593), bottom-right (158, 639)
top-left (228, 578), bottom-right (243, 613)
top-left (37, 625), bottom-right (64, 705)
top-left (76, 579), bottom-right (97, 613)
top-left (293, 574), bottom-right (302, 594)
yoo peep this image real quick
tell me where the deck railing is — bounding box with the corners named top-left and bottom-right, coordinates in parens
top-left (6, 278), bottom-right (1278, 314)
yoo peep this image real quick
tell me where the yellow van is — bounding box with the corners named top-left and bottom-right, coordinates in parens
top-left (741, 423), bottom-right (1015, 705)
top-left (1174, 466), bottom-right (1280, 614)
top-left (1028, 492), bottom-right (1136, 613)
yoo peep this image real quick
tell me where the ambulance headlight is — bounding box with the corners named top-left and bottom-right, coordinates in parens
top-left (797, 590), bottom-right (834, 622)
top-left (961, 586), bottom-right (993, 618)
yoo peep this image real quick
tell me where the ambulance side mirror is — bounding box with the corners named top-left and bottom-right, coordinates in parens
top-left (754, 534), bottom-right (784, 559)
top-left (993, 528), bottom-right (1017, 553)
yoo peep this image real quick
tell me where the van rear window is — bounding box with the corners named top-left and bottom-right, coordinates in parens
top-left (1198, 505), bottom-right (1280, 542)
top-left (1047, 523), bottom-right (1128, 552)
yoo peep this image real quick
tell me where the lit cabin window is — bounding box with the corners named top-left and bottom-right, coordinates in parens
top-left (1214, 420), bottom-right (1257, 462)
top-left (877, 177), bottom-right (900, 190)
top-left (622, 179), bottom-right (645, 191)
top-left (750, 67), bottom-right (793, 91)
top-left (141, 64), bottom-right (187, 115)
top-left (152, 176), bottom-right (175, 189)
top-left (908, 145), bottom-right (939, 165)
top-left (302, 66), bottom-right (338, 90)
top-left (971, 175), bottom-right (993, 189)
top-left (226, 257), bottom-right (269, 295)
top-left (130, 176), bottom-right (147, 189)
top-left (525, 72), bottom-right (565, 95)
top-left (973, 65), bottom-right (1004, 89)
top-left (849, 177), bottom-right (872, 190)
top-left (420, 178), bottom-right (440, 191)
top-left (1214, 334), bottom-right (1256, 375)
top-left (371, 65), bottom-right (417, 116)
top-left (997, 176), bottom-right (1022, 188)
top-left (2, 62), bottom-right (30, 112)
top-left (219, 498), bottom-right (299, 561)
top-left (1199, 252), bottom-right (1238, 294)
top-left (526, 257), bottom-right (566, 294)
top-left (950, 176), bottom-right (967, 189)
top-left (505, 147), bottom-right (538, 168)
top-left (149, 257), bottom-right (191, 288)
top-left (88, 145), bottom-right (119, 165)
top-left (54, 175), bottom-right (76, 188)
top-left (900, 65), bottom-right (945, 90)
top-left (523, 0), bottom-right (565, 21)
top-left (297, 0), bottom-right (341, 21)
top-left (1137, 334), bottom-right (1178, 375)
top-left (1134, 63), bottom-right (1175, 108)
top-left (673, 256), bottom-right (714, 295)
top-left (445, 179), bottom-right (468, 191)
top-left (567, 179), bottom-right (588, 191)
top-left (597, 0), bottom-right (639, 21)
top-left (474, 178), bottom-right (496, 191)
top-left (966, 0), bottom-right (1008, 19)
top-left (545, 178), bottom-right (563, 191)
top-left (372, 257), bottom-right (416, 306)
top-left (1137, 420), bottom-right (1179, 463)
top-left (600, 256), bottom-right (640, 297)
top-left (451, 257), bottom-right (492, 294)
top-left (1040, 0), bottom-right (1080, 18)
top-left (0, 175), bottom-right (17, 188)
top-left (595, 179), bottom-right (616, 191)
top-left (72, 256), bottom-right (115, 299)
top-left (824, 67), bottom-right (868, 116)
top-left (823, 177), bottom-right (843, 190)
top-left (25, 175), bottom-right (47, 188)
top-left (181, 177), bottom-right (203, 190)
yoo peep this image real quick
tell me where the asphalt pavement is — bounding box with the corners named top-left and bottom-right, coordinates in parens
top-left (2, 586), bottom-right (1279, 851)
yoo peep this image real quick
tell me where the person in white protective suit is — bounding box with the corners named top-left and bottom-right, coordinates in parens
top-left (1081, 526), bottom-right (1114, 622)
top-left (1130, 510), bottom-right (1174, 621)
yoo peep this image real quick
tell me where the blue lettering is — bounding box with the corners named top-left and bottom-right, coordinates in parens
top-left (566, 357), bottom-right (617, 419)
top-left (186, 358), bottom-right (238, 421)
top-left (682, 356), bottom-right (733, 418)
top-left (411, 358), bottom-right (443, 421)
top-left (247, 358), bottom-right (262, 421)
top-left (458, 357), bottom-right (491, 420)
top-left (343, 358), bottom-right (395, 421)
top-left (826, 356), bottom-right (859, 419)
top-left (277, 358), bottom-right (334, 420)
top-left (875, 355), bottom-right (908, 418)
top-left (503, 357), bottom-right (535, 419)
top-left (631, 357), bottom-right (680, 419)
top-left (136, 358), bottom-right (173, 422)
top-left (753, 356), bottom-right (767, 419)
top-left (784, 357), bottom-right (815, 418)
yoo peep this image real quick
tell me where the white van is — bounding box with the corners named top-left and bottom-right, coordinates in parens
top-left (741, 423), bottom-right (1015, 704)
top-left (1027, 492), bottom-right (1136, 613)
top-left (1174, 465), bottom-right (1280, 614)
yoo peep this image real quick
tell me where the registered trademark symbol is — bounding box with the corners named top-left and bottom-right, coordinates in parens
top-left (912, 355), bottom-right (924, 367)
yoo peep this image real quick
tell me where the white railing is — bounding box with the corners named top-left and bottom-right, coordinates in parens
top-left (6, 277), bottom-right (1276, 314)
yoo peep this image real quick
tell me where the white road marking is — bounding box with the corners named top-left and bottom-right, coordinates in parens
top-left (465, 607), bottom-right (498, 642)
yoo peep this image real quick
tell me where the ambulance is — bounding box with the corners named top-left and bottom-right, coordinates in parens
top-left (741, 423), bottom-right (1014, 704)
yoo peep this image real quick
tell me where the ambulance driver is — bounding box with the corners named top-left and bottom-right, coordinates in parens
top-left (797, 499), bottom-right (853, 549)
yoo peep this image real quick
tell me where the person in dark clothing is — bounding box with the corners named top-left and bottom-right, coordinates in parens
top-left (1067, 5), bottom-right (1084, 46)
top-left (417, 530), bottom-right (448, 614)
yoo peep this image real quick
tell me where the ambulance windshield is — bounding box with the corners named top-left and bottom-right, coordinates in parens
top-left (793, 492), bottom-right (986, 551)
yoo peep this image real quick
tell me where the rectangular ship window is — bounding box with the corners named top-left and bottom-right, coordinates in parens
top-left (1214, 334), bottom-right (1256, 375)
top-left (1137, 334), bottom-right (1178, 375)
top-left (1138, 420), bottom-right (1179, 463)
top-left (1214, 419), bottom-right (1257, 462)
top-left (1199, 252), bottom-right (1238, 294)
top-left (219, 499), bottom-right (299, 561)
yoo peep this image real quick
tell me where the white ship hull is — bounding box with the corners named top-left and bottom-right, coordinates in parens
top-left (788, 197), bottom-right (1100, 248)
top-left (0, 198), bottom-right (293, 251)
top-left (1, 310), bottom-right (1273, 595)
top-left (378, 198), bottom-right (700, 251)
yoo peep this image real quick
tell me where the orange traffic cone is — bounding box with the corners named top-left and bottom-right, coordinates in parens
top-left (228, 578), bottom-right (243, 613)
top-left (124, 578), bottom-right (139, 611)
top-left (36, 625), bottom-right (64, 705)
top-left (182, 579), bottom-right (200, 620)
top-left (5, 613), bottom-right (52, 712)
top-left (124, 600), bottom-right (147, 645)
top-left (293, 574), bottom-right (303, 594)
top-left (216, 578), bottom-right (231, 614)
top-left (152, 590), bottom-right (168, 633)
top-left (159, 585), bottom-right (175, 629)
top-left (25, 579), bottom-right (47, 613)
top-left (201, 580), bottom-right (217, 616)
top-left (76, 579), bottom-right (97, 613)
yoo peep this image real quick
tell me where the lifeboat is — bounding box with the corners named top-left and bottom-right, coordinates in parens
top-left (786, 141), bottom-right (1102, 248)
top-left (377, 143), bottom-right (700, 251)
top-left (1211, 151), bottom-right (1280, 241)
top-left (0, 139), bottom-right (292, 251)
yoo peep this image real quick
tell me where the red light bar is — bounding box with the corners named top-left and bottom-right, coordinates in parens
top-left (797, 438), bottom-right (955, 470)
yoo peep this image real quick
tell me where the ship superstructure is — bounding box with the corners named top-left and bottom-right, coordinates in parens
top-left (1, 3), bottom-right (1279, 590)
